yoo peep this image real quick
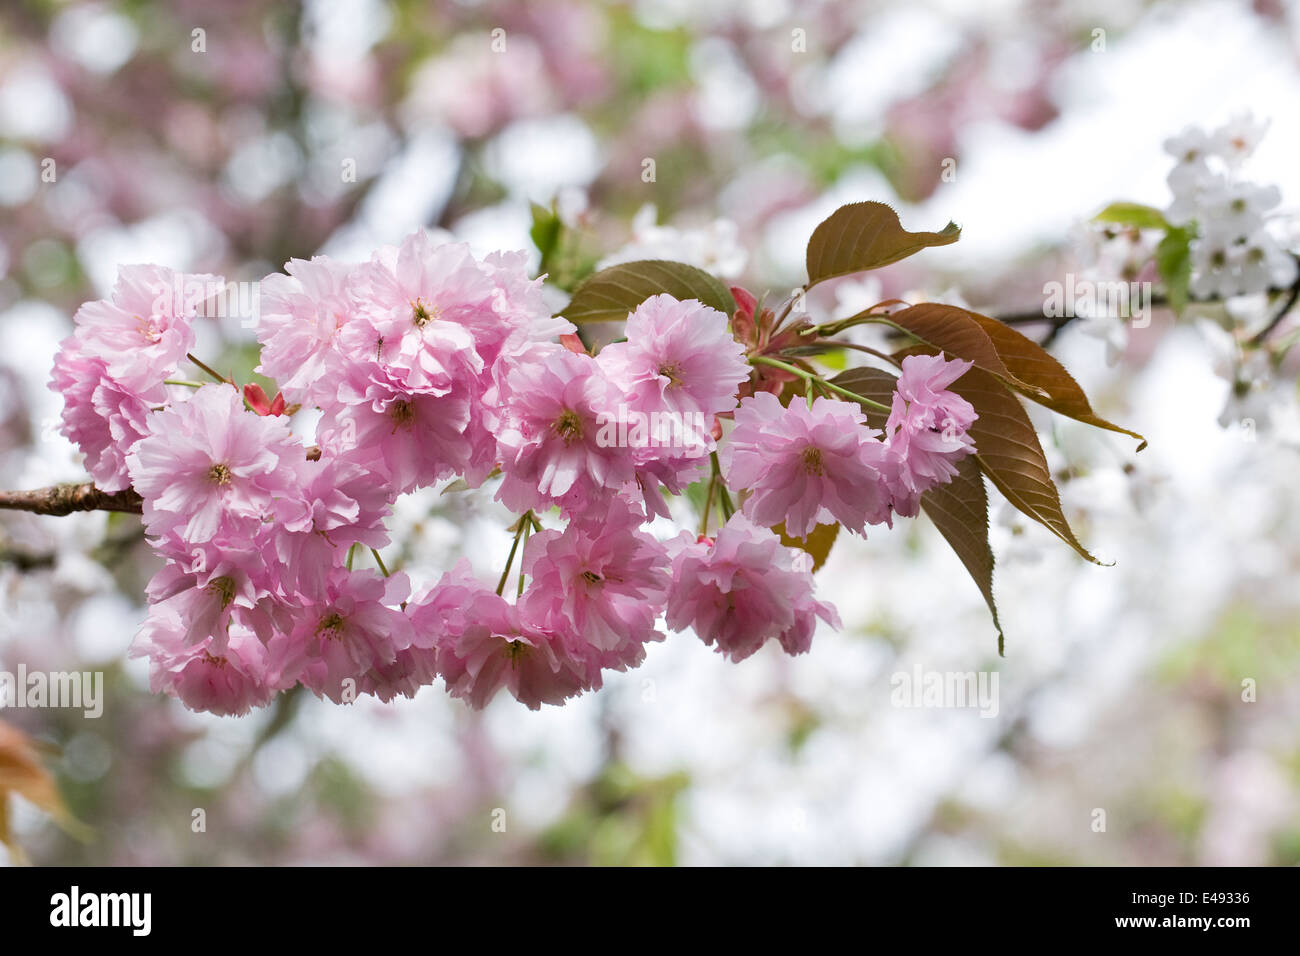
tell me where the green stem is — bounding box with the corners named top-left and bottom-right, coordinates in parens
top-left (187, 352), bottom-right (228, 385)
top-left (749, 355), bottom-right (890, 412)
top-left (699, 473), bottom-right (718, 536)
top-left (370, 547), bottom-right (390, 577)
top-left (710, 452), bottom-right (734, 522)
top-left (517, 520), bottom-right (531, 599)
top-left (345, 542), bottom-right (358, 571)
top-left (163, 379), bottom-right (206, 388)
top-left (495, 512), bottom-right (532, 597)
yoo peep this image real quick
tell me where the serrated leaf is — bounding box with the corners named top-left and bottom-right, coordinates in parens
top-left (1093, 201), bottom-right (1169, 231)
top-left (834, 358), bottom-right (1103, 564)
top-left (830, 365), bottom-right (1004, 647)
top-left (560, 260), bottom-right (735, 324)
top-left (963, 309), bottom-right (1147, 449)
top-left (870, 303), bottom-right (1046, 397)
top-left (775, 521), bottom-right (840, 572)
top-left (806, 201), bottom-right (959, 286)
top-left (939, 362), bottom-right (1105, 565)
top-left (919, 457), bottom-right (1004, 653)
top-left (1156, 227), bottom-right (1193, 316)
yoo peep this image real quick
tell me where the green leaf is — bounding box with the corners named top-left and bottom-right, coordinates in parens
top-left (1093, 201), bottom-right (1169, 231)
top-left (870, 303), bottom-right (1047, 397)
top-left (806, 201), bottom-right (959, 286)
top-left (530, 202), bottom-right (563, 274)
top-left (831, 365), bottom-right (1004, 648)
top-left (560, 260), bottom-right (736, 324)
top-left (963, 309), bottom-right (1147, 449)
top-left (774, 521), bottom-right (840, 572)
top-left (919, 457), bottom-right (1004, 653)
top-left (938, 360), bottom-right (1105, 565)
top-left (837, 302), bottom-right (1146, 450)
top-left (834, 351), bottom-right (1109, 565)
top-left (1156, 226), bottom-right (1193, 316)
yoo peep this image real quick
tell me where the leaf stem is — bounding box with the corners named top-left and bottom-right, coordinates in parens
top-left (710, 452), bottom-right (734, 522)
top-left (699, 473), bottom-right (718, 536)
top-left (749, 355), bottom-right (891, 411)
top-left (517, 520), bottom-right (531, 599)
top-left (186, 353), bottom-right (228, 385)
top-left (496, 512), bottom-right (532, 597)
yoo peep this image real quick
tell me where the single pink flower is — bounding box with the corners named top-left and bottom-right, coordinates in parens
top-left (411, 561), bottom-right (592, 710)
top-left (268, 456), bottom-right (393, 595)
top-left (595, 293), bottom-right (749, 422)
top-left (75, 264), bottom-right (222, 393)
top-left (317, 369), bottom-right (473, 494)
top-left (49, 339), bottom-right (158, 492)
top-left (125, 384), bottom-right (301, 546)
top-left (255, 255), bottom-right (354, 408)
top-left (339, 232), bottom-right (541, 396)
top-left (666, 514), bottom-right (840, 662)
top-left (884, 353), bottom-right (977, 515)
top-left (519, 499), bottom-right (669, 670)
top-left (144, 555), bottom-right (276, 653)
top-left (267, 567), bottom-right (413, 704)
top-left (723, 391), bottom-right (893, 537)
top-left (490, 346), bottom-right (634, 516)
top-left (132, 607), bottom-right (274, 717)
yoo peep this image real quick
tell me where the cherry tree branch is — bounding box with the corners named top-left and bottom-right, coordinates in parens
top-left (0, 483), bottom-right (143, 516)
top-left (0, 442), bottom-right (323, 519)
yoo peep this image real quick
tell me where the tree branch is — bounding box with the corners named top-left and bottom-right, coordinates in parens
top-left (1248, 256), bottom-right (1300, 346)
top-left (0, 444), bottom-right (322, 518)
top-left (0, 483), bottom-right (142, 517)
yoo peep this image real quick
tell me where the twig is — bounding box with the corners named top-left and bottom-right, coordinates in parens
top-left (1249, 256), bottom-right (1300, 347)
top-left (0, 483), bottom-right (142, 517)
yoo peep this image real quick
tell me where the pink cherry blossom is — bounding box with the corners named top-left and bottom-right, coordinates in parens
top-left (491, 346), bottom-right (634, 515)
top-left (74, 264), bottom-right (222, 393)
top-left (255, 255), bottom-right (355, 408)
top-left (317, 371), bottom-right (472, 494)
top-left (412, 561), bottom-right (592, 710)
top-left (132, 608), bottom-right (275, 717)
top-left (49, 339), bottom-right (158, 492)
top-left (884, 353), bottom-right (977, 516)
top-left (267, 567), bottom-right (413, 704)
top-left (144, 555), bottom-right (276, 653)
top-left (519, 499), bottom-right (669, 670)
top-left (340, 231), bottom-right (542, 396)
top-left (595, 293), bottom-right (749, 421)
top-left (125, 384), bottom-right (301, 547)
top-left (723, 391), bottom-right (893, 537)
top-left (268, 456), bottom-right (393, 595)
top-left (666, 514), bottom-right (840, 662)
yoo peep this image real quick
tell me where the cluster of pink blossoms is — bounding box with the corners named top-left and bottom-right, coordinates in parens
top-left (51, 230), bottom-right (978, 715)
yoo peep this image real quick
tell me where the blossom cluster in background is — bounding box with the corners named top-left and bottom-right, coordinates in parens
top-left (1163, 114), bottom-right (1297, 300)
